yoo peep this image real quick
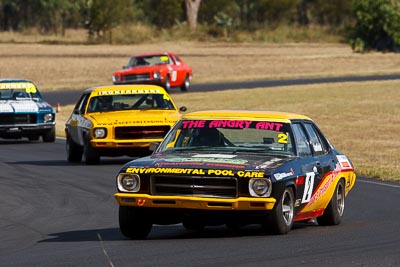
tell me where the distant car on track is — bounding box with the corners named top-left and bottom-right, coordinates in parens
top-left (0, 79), bottom-right (56, 142)
top-left (65, 84), bottom-right (186, 165)
top-left (114, 110), bottom-right (356, 239)
top-left (112, 52), bottom-right (192, 92)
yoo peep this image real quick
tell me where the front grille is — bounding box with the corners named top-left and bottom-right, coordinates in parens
top-left (151, 175), bottom-right (238, 198)
top-left (0, 114), bottom-right (37, 125)
top-left (115, 126), bottom-right (170, 140)
top-left (124, 73), bottom-right (151, 81)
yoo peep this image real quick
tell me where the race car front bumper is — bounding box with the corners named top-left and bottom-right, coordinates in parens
top-left (115, 193), bottom-right (277, 211)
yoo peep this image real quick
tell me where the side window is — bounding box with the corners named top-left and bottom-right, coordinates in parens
top-left (172, 55), bottom-right (181, 66)
top-left (304, 123), bottom-right (328, 156)
top-left (292, 123), bottom-right (312, 157)
top-left (75, 93), bottom-right (90, 114)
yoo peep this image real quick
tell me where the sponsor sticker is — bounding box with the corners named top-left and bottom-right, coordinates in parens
top-left (182, 120), bottom-right (283, 131)
top-left (337, 155), bottom-right (352, 169)
top-left (125, 167), bottom-right (264, 178)
top-left (97, 88), bottom-right (162, 96)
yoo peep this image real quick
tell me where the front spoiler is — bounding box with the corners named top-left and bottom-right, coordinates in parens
top-left (115, 193), bottom-right (276, 211)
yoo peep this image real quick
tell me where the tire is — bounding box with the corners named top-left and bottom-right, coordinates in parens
top-left (82, 135), bottom-right (100, 165)
top-left (66, 135), bottom-right (83, 163)
top-left (180, 74), bottom-right (190, 91)
top-left (119, 206), bottom-right (153, 239)
top-left (163, 75), bottom-right (171, 92)
top-left (317, 179), bottom-right (345, 226)
top-left (42, 127), bottom-right (56, 143)
top-left (265, 187), bottom-right (295, 235)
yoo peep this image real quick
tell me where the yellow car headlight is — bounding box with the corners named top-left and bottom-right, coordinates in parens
top-left (93, 128), bottom-right (107, 138)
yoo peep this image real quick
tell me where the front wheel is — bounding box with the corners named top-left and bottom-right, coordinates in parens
top-left (119, 206), bottom-right (153, 239)
top-left (163, 75), bottom-right (171, 92)
top-left (265, 187), bottom-right (295, 235)
top-left (82, 135), bottom-right (100, 165)
top-left (180, 74), bottom-right (190, 91)
top-left (42, 127), bottom-right (56, 142)
top-left (66, 135), bottom-right (83, 163)
top-left (317, 179), bottom-right (345, 226)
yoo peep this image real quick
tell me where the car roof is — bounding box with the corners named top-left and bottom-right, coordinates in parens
top-left (85, 84), bottom-right (169, 95)
top-left (181, 110), bottom-right (312, 122)
top-left (133, 52), bottom-right (172, 57)
top-left (0, 78), bottom-right (33, 83)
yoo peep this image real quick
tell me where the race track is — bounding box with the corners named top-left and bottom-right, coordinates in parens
top-left (41, 74), bottom-right (400, 106)
top-left (0, 138), bottom-right (399, 266)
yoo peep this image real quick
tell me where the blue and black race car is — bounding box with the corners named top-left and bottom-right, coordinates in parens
top-left (0, 79), bottom-right (56, 142)
top-left (114, 110), bottom-right (356, 239)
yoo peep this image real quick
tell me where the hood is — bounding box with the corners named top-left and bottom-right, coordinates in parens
top-left (0, 99), bottom-right (53, 113)
top-left (121, 151), bottom-right (294, 175)
top-left (88, 109), bottom-right (180, 126)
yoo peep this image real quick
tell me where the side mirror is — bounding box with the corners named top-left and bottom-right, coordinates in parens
top-left (179, 106), bottom-right (187, 112)
top-left (73, 109), bottom-right (81, 115)
top-left (149, 142), bottom-right (160, 152)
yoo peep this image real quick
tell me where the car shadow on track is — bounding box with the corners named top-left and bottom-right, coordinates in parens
top-left (38, 222), bottom-right (319, 242)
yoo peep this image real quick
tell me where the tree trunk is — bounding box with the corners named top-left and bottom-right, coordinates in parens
top-left (185, 0), bottom-right (201, 32)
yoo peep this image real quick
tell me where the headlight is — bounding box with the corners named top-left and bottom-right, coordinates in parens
top-left (249, 178), bottom-right (272, 197)
top-left (93, 128), bottom-right (107, 138)
top-left (153, 72), bottom-right (161, 79)
top-left (44, 113), bottom-right (54, 122)
top-left (117, 173), bottom-right (140, 192)
top-left (112, 75), bottom-right (120, 82)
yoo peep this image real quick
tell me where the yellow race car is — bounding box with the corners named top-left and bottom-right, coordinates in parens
top-left (65, 85), bottom-right (185, 164)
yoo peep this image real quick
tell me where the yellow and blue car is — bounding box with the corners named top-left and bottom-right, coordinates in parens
top-left (65, 85), bottom-right (185, 164)
top-left (114, 110), bottom-right (356, 238)
top-left (0, 79), bottom-right (56, 142)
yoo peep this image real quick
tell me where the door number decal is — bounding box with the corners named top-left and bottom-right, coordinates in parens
top-left (302, 172), bottom-right (315, 203)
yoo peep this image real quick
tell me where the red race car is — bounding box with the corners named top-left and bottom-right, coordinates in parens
top-left (112, 52), bottom-right (192, 92)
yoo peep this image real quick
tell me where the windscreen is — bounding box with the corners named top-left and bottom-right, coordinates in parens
top-left (0, 82), bottom-right (41, 101)
top-left (87, 93), bottom-right (175, 112)
top-left (158, 119), bottom-right (295, 156)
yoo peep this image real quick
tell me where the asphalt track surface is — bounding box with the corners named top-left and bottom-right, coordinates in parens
top-left (41, 73), bottom-right (400, 106)
top-left (2, 75), bottom-right (400, 266)
top-left (1, 138), bottom-right (399, 266)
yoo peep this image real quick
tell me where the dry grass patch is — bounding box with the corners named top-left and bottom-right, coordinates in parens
top-left (2, 42), bottom-right (400, 91)
top-left (56, 80), bottom-right (400, 181)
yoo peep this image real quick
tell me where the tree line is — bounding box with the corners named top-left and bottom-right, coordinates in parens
top-left (1, 0), bottom-right (400, 51)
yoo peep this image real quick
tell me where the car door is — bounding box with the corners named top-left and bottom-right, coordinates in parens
top-left (67, 92), bottom-right (90, 145)
top-left (291, 122), bottom-right (320, 204)
top-left (303, 122), bottom-right (335, 181)
top-left (292, 121), bottom-right (339, 218)
top-left (169, 54), bottom-right (185, 86)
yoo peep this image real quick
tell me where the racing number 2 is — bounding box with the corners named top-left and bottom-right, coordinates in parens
top-left (277, 133), bottom-right (288, 144)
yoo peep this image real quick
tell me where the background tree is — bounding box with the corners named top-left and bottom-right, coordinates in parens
top-left (1, 0), bottom-right (39, 31)
top-left (83, 0), bottom-right (134, 43)
top-left (185, 0), bottom-right (201, 31)
top-left (37, 0), bottom-right (82, 35)
top-left (350, 0), bottom-right (400, 52)
top-left (138, 0), bottom-right (184, 28)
